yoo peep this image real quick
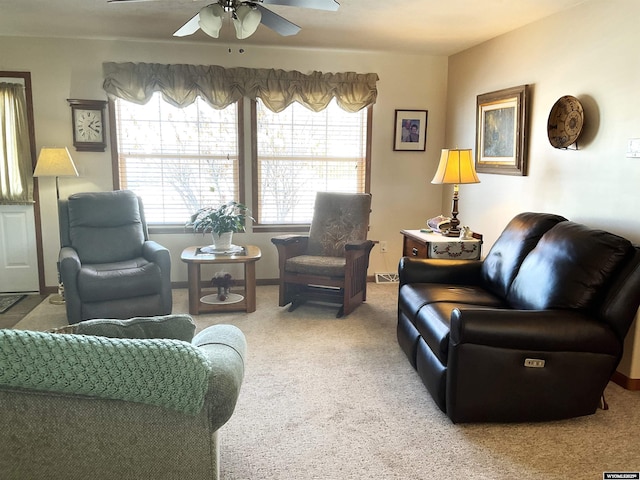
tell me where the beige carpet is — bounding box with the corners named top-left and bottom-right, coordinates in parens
top-left (14, 285), bottom-right (640, 479)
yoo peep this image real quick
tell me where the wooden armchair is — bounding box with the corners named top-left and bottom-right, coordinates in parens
top-left (271, 192), bottom-right (374, 317)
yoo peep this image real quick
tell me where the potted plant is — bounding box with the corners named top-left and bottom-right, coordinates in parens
top-left (187, 201), bottom-right (251, 249)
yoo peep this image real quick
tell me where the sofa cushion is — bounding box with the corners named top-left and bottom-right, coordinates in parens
top-left (399, 283), bottom-right (505, 320)
top-left (414, 302), bottom-right (459, 365)
top-left (49, 315), bottom-right (196, 342)
top-left (507, 221), bottom-right (633, 310)
top-left (481, 212), bottom-right (567, 299)
top-left (405, 286), bottom-right (507, 365)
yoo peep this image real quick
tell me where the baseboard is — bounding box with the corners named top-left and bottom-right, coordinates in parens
top-left (171, 277), bottom-right (378, 289)
top-left (611, 370), bottom-right (640, 390)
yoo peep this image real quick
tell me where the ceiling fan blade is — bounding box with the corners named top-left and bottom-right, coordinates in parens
top-left (260, 0), bottom-right (339, 11)
top-left (173, 12), bottom-right (201, 37)
top-left (255, 4), bottom-right (301, 36)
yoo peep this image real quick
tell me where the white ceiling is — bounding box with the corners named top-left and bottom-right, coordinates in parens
top-left (1, 0), bottom-right (588, 55)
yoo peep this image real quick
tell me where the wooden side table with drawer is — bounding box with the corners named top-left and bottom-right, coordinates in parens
top-left (400, 229), bottom-right (482, 260)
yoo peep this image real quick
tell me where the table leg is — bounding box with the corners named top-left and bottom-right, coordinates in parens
top-left (245, 261), bottom-right (257, 313)
top-left (187, 263), bottom-right (201, 315)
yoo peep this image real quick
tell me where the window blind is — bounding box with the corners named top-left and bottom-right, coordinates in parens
top-left (113, 93), bottom-right (240, 225)
top-left (256, 99), bottom-right (368, 225)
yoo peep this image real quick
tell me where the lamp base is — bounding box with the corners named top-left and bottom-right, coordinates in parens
top-left (49, 294), bottom-right (65, 305)
top-left (49, 282), bottom-right (65, 305)
top-left (443, 228), bottom-right (461, 238)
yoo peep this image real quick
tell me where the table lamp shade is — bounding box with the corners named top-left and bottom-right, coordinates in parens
top-left (33, 147), bottom-right (78, 178)
top-left (431, 148), bottom-right (479, 237)
top-left (431, 148), bottom-right (479, 185)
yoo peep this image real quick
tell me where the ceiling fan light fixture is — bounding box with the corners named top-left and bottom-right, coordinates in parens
top-left (233, 4), bottom-right (262, 39)
top-left (199, 3), bottom-right (224, 38)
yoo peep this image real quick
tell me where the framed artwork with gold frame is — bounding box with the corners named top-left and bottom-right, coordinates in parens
top-left (475, 85), bottom-right (528, 176)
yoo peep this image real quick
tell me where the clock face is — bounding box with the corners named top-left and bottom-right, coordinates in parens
top-left (74, 109), bottom-right (103, 142)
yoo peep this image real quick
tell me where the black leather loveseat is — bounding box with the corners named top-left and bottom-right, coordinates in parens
top-left (397, 212), bottom-right (640, 423)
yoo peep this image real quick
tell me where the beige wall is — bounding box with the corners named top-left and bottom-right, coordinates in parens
top-left (446, 0), bottom-right (640, 246)
top-left (445, 0), bottom-right (640, 379)
top-left (0, 36), bottom-right (448, 286)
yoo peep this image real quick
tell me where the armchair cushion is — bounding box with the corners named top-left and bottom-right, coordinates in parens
top-left (77, 259), bottom-right (162, 302)
top-left (285, 255), bottom-right (346, 277)
top-left (67, 190), bottom-right (146, 264)
top-left (307, 192), bottom-right (371, 256)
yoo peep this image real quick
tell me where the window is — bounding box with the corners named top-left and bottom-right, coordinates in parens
top-left (254, 98), bottom-right (370, 227)
top-left (112, 93), bottom-right (242, 225)
top-left (0, 78), bottom-right (34, 203)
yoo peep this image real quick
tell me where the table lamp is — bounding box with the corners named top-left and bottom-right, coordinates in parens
top-left (33, 147), bottom-right (79, 304)
top-left (431, 148), bottom-right (480, 237)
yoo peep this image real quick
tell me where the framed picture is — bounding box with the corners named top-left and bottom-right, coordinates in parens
top-left (393, 109), bottom-right (428, 151)
top-left (475, 85), bottom-right (528, 175)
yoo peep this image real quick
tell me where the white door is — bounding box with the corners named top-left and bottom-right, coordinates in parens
top-left (0, 204), bottom-right (39, 292)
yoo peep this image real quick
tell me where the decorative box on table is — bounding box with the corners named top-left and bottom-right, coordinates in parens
top-left (400, 229), bottom-right (482, 260)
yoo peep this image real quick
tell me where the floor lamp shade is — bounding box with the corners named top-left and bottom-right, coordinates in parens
top-left (33, 147), bottom-right (78, 200)
top-left (34, 147), bottom-right (78, 178)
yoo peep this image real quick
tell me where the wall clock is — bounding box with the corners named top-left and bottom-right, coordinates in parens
top-left (547, 95), bottom-right (584, 149)
top-left (67, 99), bottom-right (107, 152)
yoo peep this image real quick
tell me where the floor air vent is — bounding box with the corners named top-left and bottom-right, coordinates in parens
top-left (375, 272), bottom-right (399, 284)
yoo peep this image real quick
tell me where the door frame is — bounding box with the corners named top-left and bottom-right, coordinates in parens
top-left (1, 71), bottom-right (46, 294)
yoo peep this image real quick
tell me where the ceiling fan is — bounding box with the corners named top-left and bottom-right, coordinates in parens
top-left (109, 0), bottom-right (340, 40)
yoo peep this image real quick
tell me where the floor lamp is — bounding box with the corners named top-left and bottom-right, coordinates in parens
top-left (33, 147), bottom-right (79, 305)
top-left (431, 148), bottom-right (480, 238)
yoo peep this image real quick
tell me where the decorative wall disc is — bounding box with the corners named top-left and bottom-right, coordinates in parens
top-left (547, 95), bottom-right (584, 149)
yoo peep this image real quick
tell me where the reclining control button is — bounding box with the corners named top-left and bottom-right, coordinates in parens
top-left (524, 358), bottom-right (546, 368)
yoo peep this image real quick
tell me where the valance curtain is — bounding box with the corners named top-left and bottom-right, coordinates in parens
top-left (0, 82), bottom-right (33, 204)
top-left (102, 62), bottom-right (378, 113)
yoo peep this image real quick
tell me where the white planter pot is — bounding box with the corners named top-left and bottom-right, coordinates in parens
top-left (212, 231), bottom-right (233, 250)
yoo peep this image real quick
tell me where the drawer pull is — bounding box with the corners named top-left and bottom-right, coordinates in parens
top-left (412, 247), bottom-right (418, 256)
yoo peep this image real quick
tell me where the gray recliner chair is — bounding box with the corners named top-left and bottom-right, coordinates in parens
top-left (58, 190), bottom-right (172, 324)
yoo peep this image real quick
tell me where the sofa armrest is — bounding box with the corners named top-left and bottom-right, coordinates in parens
top-left (193, 324), bottom-right (247, 432)
top-left (449, 308), bottom-right (620, 355)
top-left (398, 257), bottom-right (484, 286)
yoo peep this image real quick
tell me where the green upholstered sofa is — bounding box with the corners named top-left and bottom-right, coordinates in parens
top-left (0, 315), bottom-right (246, 480)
